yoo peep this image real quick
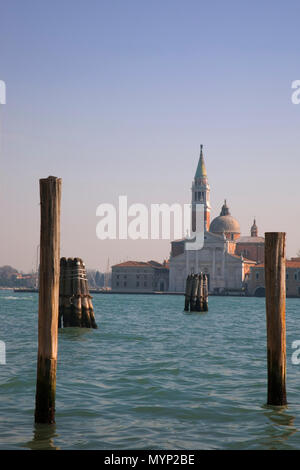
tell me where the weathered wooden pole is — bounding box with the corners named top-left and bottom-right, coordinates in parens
top-left (196, 273), bottom-right (203, 312)
top-left (80, 259), bottom-right (90, 327)
top-left (58, 257), bottom-right (65, 328)
top-left (58, 257), bottom-right (67, 328)
top-left (184, 275), bottom-right (192, 311)
top-left (265, 232), bottom-right (287, 406)
top-left (35, 176), bottom-right (62, 424)
top-left (72, 258), bottom-right (82, 327)
top-left (63, 258), bottom-right (73, 327)
top-left (203, 274), bottom-right (208, 311)
top-left (190, 275), bottom-right (199, 311)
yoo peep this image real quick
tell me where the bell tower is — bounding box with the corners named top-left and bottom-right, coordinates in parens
top-left (251, 218), bottom-right (258, 237)
top-left (191, 145), bottom-right (211, 232)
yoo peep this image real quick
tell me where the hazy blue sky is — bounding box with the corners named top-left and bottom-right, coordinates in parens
top-left (1, 0), bottom-right (300, 272)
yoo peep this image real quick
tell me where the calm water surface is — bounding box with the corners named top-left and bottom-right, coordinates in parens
top-left (1, 291), bottom-right (300, 450)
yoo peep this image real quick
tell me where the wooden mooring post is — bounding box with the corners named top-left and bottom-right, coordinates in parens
top-left (59, 257), bottom-right (97, 328)
top-left (184, 273), bottom-right (208, 312)
top-left (35, 176), bottom-right (62, 424)
top-left (265, 232), bottom-right (287, 406)
top-left (184, 274), bottom-right (192, 311)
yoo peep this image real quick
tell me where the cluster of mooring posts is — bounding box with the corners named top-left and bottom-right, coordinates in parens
top-left (184, 273), bottom-right (208, 312)
top-left (34, 175), bottom-right (287, 425)
top-left (59, 257), bottom-right (97, 329)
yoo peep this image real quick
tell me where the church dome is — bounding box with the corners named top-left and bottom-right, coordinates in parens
top-left (209, 200), bottom-right (240, 236)
top-left (210, 215), bottom-right (240, 234)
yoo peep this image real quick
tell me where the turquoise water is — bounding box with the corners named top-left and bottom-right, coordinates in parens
top-left (1, 290), bottom-right (300, 450)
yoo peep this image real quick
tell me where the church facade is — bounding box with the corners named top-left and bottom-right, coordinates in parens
top-left (169, 146), bottom-right (264, 293)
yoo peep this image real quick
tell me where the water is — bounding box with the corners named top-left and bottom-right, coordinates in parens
top-left (1, 290), bottom-right (300, 450)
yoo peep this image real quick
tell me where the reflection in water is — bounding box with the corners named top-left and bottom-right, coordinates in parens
top-left (3, 291), bottom-right (300, 450)
top-left (59, 327), bottom-right (94, 342)
top-left (25, 423), bottom-right (60, 450)
top-left (262, 405), bottom-right (298, 449)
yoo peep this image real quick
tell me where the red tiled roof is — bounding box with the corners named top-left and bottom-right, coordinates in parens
top-left (112, 261), bottom-right (150, 268)
top-left (236, 236), bottom-right (265, 244)
top-left (112, 260), bottom-right (168, 269)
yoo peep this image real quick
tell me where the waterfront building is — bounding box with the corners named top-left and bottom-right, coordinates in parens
top-left (247, 259), bottom-right (300, 297)
top-left (111, 260), bottom-right (169, 293)
top-left (169, 147), bottom-right (261, 293)
top-left (235, 219), bottom-right (265, 264)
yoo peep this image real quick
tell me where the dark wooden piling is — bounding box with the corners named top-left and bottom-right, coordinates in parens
top-left (73, 258), bottom-right (82, 327)
top-left (80, 260), bottom-right (91, 327)
top-left (58, 261), bottom-right (63, 329)
top-left (196, 273), bottom-right (203, 311)
top-left (190, 275), bottom-right (199, 311)
top-left (59, 257), bottom-right (97, 328)
top-left (184, 272), bottom-right (208, 312)
top-left (35, 176), bottom-right (61, 424)
top-left (203, 274), bottom-right (208, 311)
top-left (84, 263), bottom-right (97, 328)
top-left (62, 258), bottom-right (73, 327)
top-left (265, 232), bottom-right (287, 406)
top-left (59, 257), bottom-right (67, 327)
top-left (83, 260), bottom-right (97, 329)
top-left (184, 275), bottom-right (192, 311)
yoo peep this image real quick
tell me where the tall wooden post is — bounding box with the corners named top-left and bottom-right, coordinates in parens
top-left (35, 176), bottom-right (62, 424)
top-left (265, 232), bottom-right (287, 406)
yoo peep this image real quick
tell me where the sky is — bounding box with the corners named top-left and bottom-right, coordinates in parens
top-left (0, 0), bottom-right (300, 272)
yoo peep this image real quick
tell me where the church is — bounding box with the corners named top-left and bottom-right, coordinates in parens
top-left (169, 146), bottom-right (264, 294)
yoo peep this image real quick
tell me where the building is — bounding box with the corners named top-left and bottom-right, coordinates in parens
top-left (247, 259), bottom-right (300, 297)
top-left (169, 146), bottom-right (261, 294)
top-left (235, 219), bottom-right (265, 263)
top-left (192, 144), bottom-right (211, 232)
top-left (111, 260), bottom-right (169, 293)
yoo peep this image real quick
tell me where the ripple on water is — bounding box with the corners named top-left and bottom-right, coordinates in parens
top-left (1, 292), bottom-right (300, 449)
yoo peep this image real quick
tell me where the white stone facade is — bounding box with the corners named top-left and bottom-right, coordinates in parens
top-left (169, 231), bottom-right (250, 293)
